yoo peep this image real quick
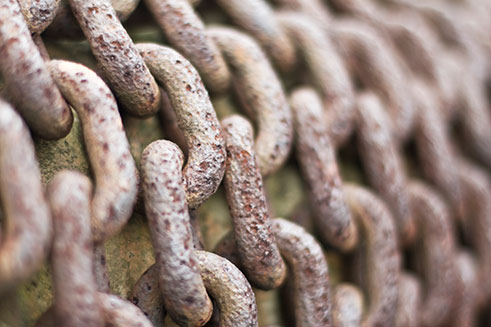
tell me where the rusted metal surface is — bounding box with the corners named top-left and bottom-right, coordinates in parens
top-left (141, 140), bottom-right (212, 326)
top-left (221, 115), bottom-right (286, 290)
top-left (209, 27), bottom-right (293, 176)
top-left (272, 218), bottom-right (331, 327)
top-left (144, 0), bottom-right (230, 92)
top-left (278, 12), bottom-right (356, 146)
top-left (69, 0), bottom-right (161, 117)
top-left (408, 182), bottom-right (459, 327)
top-left (137, 43), bottom-right (226, 210)
top-left (0, 0), bottom-right (72, 140)
top-left (17, 0), bottom-right (61, 33)
top-left (48, 59), bottom-right (138, 243)
top-left (47, 171), bottom-right (104, 327)
top-left (290, 88), bottom-right (357, 251)
top-left (0, 98), bottom-right (52, 293)
top-left (356, 92), bottom-right (413, 243)
top-left (216, 0), bottom-right (295, 72)
top-left (344, 184), bottom-right (400, 327)
top-left (1, 0), bottom-right (491, 325)
top-left (332, 284), bottom-right (363, 327)
top-left (38, 170), bottom-right (153, 327)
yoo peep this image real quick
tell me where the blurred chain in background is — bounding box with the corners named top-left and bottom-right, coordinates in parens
top-left (0, 0), bottom-right (490, 326)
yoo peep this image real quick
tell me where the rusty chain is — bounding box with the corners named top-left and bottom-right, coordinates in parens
top-left (0, 0), bottom-right (490, 326)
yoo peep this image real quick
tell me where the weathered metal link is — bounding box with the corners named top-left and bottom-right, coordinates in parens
top-left (98, 293), bottom-right (154, 327)
top-left (131, 250), bottom-right (259, 327)
top-left (69, 0), bottom-right (161, 117)
top-left (141, 140), bottom-right (213, 326)
top-left (143, 0), bottom-right (230, 92)
top-left (332, 284), bottom-right (363, 327)
top-left (215, 217), bottom-right (332, 327)
top-left (17, 0), bottom-right (61, 33)
top-left (221, 115), bottom-right (286, 289)
top-left (38, 170), bottom-right (154, 327)
top-left (330, 20), bottom-right (415, 141)
top-left (290, 88), bottom-right (357, 251)
top-left (215, 0), bottom-right (296, 72)
top-left (48, 59), bottom-right (138, 243)
top-left (457, 160), bottom-right (491, 304)
top-left (344, 184), bottom-right (400, 327)
top-left (412, 81), bottom-right (464, 218)
top-left (408, 182), bottom-right (460, 327)
top-left (44, 0), bottom-right (140, 39)
top-left (3, 0), bottom-right (491, 324)
top-left (47, 171), bottom-right (104, 327)
top-left (158, 87), bottom-right (188, 155)
top-left (452, 251), bottom-right (480, 327)
top-left (0, 0), bottom-right (72, 140)
top-left (356, 92), bottom-right (413, 243)
top-left (136, 43), bottom-right (226, 210)
top-left (130, 264), bottom-right (166, 327)
top-left (459, 75), bottom-right (491, 168)
top-left (271, 218), bottom-right (332, 327)
top-left (0, 98), bottom-right (52, 293)
top-left (395, 272), bottom-right (422, 327)
top-left (209, 27), bottom-right (293, 176)
top-left (195, 250), bottom-right (258, 327)
top-left (277, 12), bottom-right (356, 146)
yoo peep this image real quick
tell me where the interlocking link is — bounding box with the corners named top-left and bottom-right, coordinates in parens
top-left (136, 43), bottom-right (226, 209)
top-left (0, 99), bottom-right (52, 293)
top-left (0, 0), bottom-right (72, 140)
top-left (0, 0), bottom-right (490, 326)
top-left (69, 0), bottom-right (161, 117)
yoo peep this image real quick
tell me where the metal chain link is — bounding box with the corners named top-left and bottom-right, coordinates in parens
top-left (0, 0), bottom-right (490, 326)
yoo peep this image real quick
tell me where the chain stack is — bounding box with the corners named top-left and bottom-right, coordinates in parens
top-left (0, 0), bottom-right (490, 326)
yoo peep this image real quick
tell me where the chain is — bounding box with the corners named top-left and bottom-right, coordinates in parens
top-left (0, 0), bottom-right (490, 326)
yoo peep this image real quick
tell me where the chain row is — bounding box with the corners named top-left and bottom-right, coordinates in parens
top-left (0, 0), bottom-right (490, 326)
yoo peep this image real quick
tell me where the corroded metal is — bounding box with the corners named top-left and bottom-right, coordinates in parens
top-left (136, 43), bottom-right (226, 210)
top-left (1, 0), bottom-right (490, 325)
top-left (48, 59), bottom-right (138, 243)
top-left (0, 0), bottom-right (72, 140)
top-left (209, 27), bottom-right (293, 176)
top-left (0, 98), bottom-right (52, 293)
top-left (141, 140), bottom-right (212, 326)
top-left (221, 115), bottom-right (286, 290)
top-left (68, 0), bottom-right (161, 117)
top-left (290, 88), bottom-right (357, 251)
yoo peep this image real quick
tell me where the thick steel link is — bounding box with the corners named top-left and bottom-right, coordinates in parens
top-left (0, 0), bottom-right (72, 140)
top-left (47, 171), bottom-right (104, 327)
top-left (277, 12), bottom-right (356, 146)
top-left (220, 115), bottom-right (286, 290)
top-left (143, 0), bottom-right (230, 92)
top-left (271, 218), bottom-right (332, 327)
top-left (48, 59), bottom-right (138, 244)
top-left (356, 92), bottom-right (413, 243)
top-left (131, 252), bottom-right (259, 327)
top-left (0, 98), bottom-right (52, 293)
top-left (408, 182), bottom-right (460, 327)
top-left (136, 43), bottom-right (226, 210)
top-left (17, 0), bottom-right (61, 33)
top-left (290, 88), bottom-right (357, 251)
top-left (344, 184), bottom-right (400, 327)
top-left (68, 0), bottom-right (161, 117)
top-left (209, 27), bottom-right (293, 176)
top-left (1, 0), bottom-right (491, 325)
top-left (37, 170), bottom-right (154, 327)
top-left (332, 284), bottom-right (363, 327)
top-left (141, 140), bottom-right (212, 326)
top-left (215, 0), bottom-right (296, 72)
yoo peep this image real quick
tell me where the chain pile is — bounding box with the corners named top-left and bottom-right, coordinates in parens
top-left (0, 0), bottom-right (490, 326)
